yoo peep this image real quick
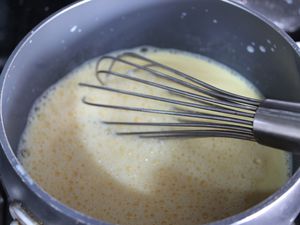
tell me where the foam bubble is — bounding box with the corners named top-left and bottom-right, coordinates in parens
top-left (246, 45), bottom-right (255, 53)
top-left (70, 25), bottom-right (77, 33)
top-left (180, 12), bottom-right (187, 19)
top-left (259, 45), bottom-right (266, 53)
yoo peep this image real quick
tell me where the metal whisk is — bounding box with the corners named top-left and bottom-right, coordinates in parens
top-left (79, 52), bottom-right (300, 153)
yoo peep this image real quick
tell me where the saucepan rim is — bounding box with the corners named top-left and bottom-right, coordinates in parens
top-left (0, 0), bottom-right (299, 224)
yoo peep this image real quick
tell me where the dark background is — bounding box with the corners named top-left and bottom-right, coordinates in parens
top-left (0, 0), bottom-right (299, 224)
top-left (0, 0), bottom-right (76, 71)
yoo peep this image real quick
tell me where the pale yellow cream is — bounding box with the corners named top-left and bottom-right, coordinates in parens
top-left (19, 47), bottom-right (289, 225)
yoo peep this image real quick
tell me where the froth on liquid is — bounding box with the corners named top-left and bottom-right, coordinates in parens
top-left (18, 47), bottom-right (290, 225)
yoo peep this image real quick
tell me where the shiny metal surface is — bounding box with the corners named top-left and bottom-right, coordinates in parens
top-left (80, 52), bottom-right (258, 140)
top-left (231, 0), bottom-right (300, 33)
top-left (80, 52), bottom-right (300, 152)
top-left (254, 99), bottom-right (300, 152)
top-left (9, 202), bottom-right (39, 225)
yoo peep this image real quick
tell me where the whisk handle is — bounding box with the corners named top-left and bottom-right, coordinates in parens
top-left (253, 99), bottom-right (300, 153)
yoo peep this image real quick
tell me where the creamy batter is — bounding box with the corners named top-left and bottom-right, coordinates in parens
top-left (18, 47), bottom-right (290, 225)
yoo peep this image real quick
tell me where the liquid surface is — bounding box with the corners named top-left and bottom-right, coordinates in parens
top-left (19, 47), bottom-right (289, 225)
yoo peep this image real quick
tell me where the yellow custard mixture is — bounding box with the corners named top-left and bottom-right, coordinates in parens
top-left (18, 47), bottom-right (290, 225)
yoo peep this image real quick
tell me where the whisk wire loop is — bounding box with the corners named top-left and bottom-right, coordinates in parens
top-left (81, 52), bottom-right (262, 141)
